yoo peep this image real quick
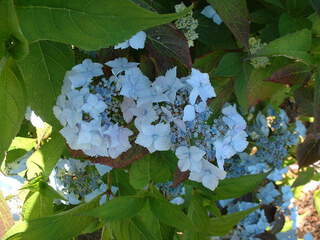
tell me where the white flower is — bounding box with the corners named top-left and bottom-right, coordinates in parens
top-left (120, 97), bottom-right (137, 123)
top-left (214, 136), bottom-right (237, 169)
top-left (69, 59), bottom-right (103, 88)
top-left (119, 68), bottom-right (151, 99)
top-left (25, 107), bottom-right (45, 128)
top-left (176, 146), bottom-right (205, 172)
top-left (222, 104), bottom-right (246, 130)
top-left (84, 184), bottom-right (107, 203)
top-left (106, 58), bottom-right (139, 76)
top-left (104, 124), bottom-right (133, 158)
top-left (186, 68), bottom-right (216, 104)
top-left (229, 130), bottom-right (248, 152)
top-left (135, 123), bottom-right (171, 153)
top-left (134, 103), bottom-right (158, 130)
top-left (170, 197), bottom-right (185, 205)
top-left (201, 6), bottom-right (223, 25)
top-left (267, 167), bottom-right (288, 182)
top-left (161, 107), bottom-right (186, 132)
top-left (153, 67), bottom-right (185, 103)
top-left (189, 161), bottom-right (226, 191)
top-left (95, 164), bottom-right (112, 176)
top-left (114, 31), bottom-right (147, 50)
top-left (137, 85), bottom-right (169, 106)
top-left (183, 105), bottom-right (195, 122)
top-left (82, 94), bottom-right (107, 118)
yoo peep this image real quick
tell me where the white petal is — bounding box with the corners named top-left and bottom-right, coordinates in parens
top-left (183, 105), bottom-right (195, 122)
top-left (129, 31), bottom-right (147, 49)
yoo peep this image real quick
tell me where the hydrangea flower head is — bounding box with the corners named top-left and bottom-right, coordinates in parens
top-left (175, 146), bottom-right (206, 172)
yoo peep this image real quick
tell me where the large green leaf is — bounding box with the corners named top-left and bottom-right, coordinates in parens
top-left (18, 41), bottom-right (74, 127)
top-left (22, 181), bottom-right (63, 221)
top-left (149, 197), bottom-right (195, 231)
top-left (15, 0), bottom-right (190, 50)
top-left (207, 0), bottom-right (250, 49)
top-left (5, 137), bottom-right (36, 164)
top-left (85, 196), bottom-right (147, 221)
top-left (0, 58), bottom-right (26, 166)
top-left (129, 152), bottom-right (172, 189)
top-left (26, 131), bottom-right (65, 179)
top-left (214, 53), bottom-right (242, 77)
top-left (4, 199), bottom-right (100, 240)
top-left (257, 29), bottom-right (312, 64)
top-left (207, 207), bottom-right (258, 236)
top-left (0, 0), bottom-right (29, 59)
top-left (211, 173), bottom-right (268, 200)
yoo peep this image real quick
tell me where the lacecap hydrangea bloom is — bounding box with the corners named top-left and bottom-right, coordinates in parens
top-left (49, 158), bottom-right (113, 205)
top-left (54, 57), bottom-right (249, 191)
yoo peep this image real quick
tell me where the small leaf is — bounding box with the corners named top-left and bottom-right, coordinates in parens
top-left (149, 197), bottom-right (195, 231)
top-left (84, 196), bottom-right (147, 221)
top-left (206, 207), bottom-right (258, 236)
top-left (292, 167), bottom-right (315, 187)
top-left (15, 0), bottom-right (190, 50)
top-left (0, 0), bottom-right (29, 59)
top-left (257, 29), bottom-right (312, 64)
top-left (17, 41), bottom-right (75, 127)
top-left (214, 52), bottom-right (242, 77)
top-left (207, 0), bottom-right (250, 49)
top-left (26, 131), bottom-right (65, 179)
top-left (297, 134), bottom-right (320, 168)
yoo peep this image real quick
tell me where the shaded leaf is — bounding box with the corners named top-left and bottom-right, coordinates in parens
top-left (297, 134), bottom-right (320, 168)
top-left (292, 167), bottom-right (315, 187)
top-left (85, 196), bottom-right (146, 221)
top-left (26, 131), bottom-right (65, 179)
top-left (146, 24), bottom-right (191, 76)
top-left (0, 58), bottom-right (26, 166)
top-left (257, 29), bottom-right (312, 64)
top-left (214, 52), bottom-right (242, 77)
top-left (149, 197), bottom-right (195, 231)
top-left (207, 0), bottom-right (250, 49)
top-left (279, 13), bottom-right (312, 36)
top-left (0, 0), bottom-right (29, 59)
top-left (130, 152), bottom-right (173, 189)
top-left (15, 0), bottom-right (190, 50)
top-left (17, 41), bottom-right (74, 127)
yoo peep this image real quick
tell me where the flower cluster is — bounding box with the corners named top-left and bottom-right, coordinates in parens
top-left (201, 5), bottom-right (223, 25)
top-left (174, 2), bottom-right (199, 47)
top-left (249, 37), bottom-right (271, 69)
top-left (54, 57), bottom-right (249, 191)
top-left (49, 158), bottom-right (113, 205)
top-left (219, 108), bottom-right (306, 239)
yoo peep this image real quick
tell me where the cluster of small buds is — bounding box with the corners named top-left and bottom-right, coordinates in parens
top-left (49, 158), bottom-right (112, 205)
top-left (174, 2), bottom-right (199, 47)
top-left (249, 37), bottom-right (271, 69)
top-left (54, 56), bottom-right (249, 191)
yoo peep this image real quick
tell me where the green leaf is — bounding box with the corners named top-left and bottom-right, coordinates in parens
top-left (234, 63), bottom-right (252, 112)
top-left (263, 0), bottom-right (284, 8)
top-left (111, 169), bottom-right (136, 196)
top-left (207, 0), bottom-right (250, 49)
top-left (257, 29), bottom-right (312, 64)
top-left (279, 13), bottom-right (312, 36)
top-left (0, 0), bottom-right (29, 59)
top-left (0, 58), bottom-right (27, 166)
top-left (4, 199), bottom-right (100, 240)
top-left (292, 167), bottom-right (315, 187)
top-left (310, 0), bottom-right (320, 13)
top-left (17, 41), bottom-right (74, 127)
top-left (207, 207), bottom-right (258, 236)
top-left (15, 0), bottom-right (190, 50)
top-left (5, 137), bottom-right (36, 164)
top-left (149, 197), bottom-right (194, 231)
top-left (191, 172), bottom-right (268, 200)
top-left (146, 24), bottom-right (192, 75)
top-left (314, 189), bottom-right (320, 215)
top-left (183, 195), bottom-right (210, 240)
top-left (214, 53), bottom-right (242, 77)
top-left (130, 152), bottom-right (172, 189)
top-left (22, 181), bottom-right (62, 221)
top-left (85, 196), bottom-right (147, 221)
top-left (26, 131), bottom-right (65, 179)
